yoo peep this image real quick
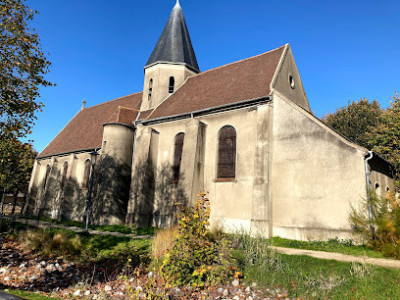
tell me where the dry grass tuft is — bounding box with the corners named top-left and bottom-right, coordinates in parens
top-left (151, 227), bottom-right (176, 259)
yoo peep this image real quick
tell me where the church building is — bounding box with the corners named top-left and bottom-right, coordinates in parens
top-left (27, 2), bottom-right (395, 240)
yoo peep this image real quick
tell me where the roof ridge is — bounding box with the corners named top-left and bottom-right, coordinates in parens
top-left (86, 91), bottom-right (143, 110)
top-left (189, 45), bottom-right (286, 80)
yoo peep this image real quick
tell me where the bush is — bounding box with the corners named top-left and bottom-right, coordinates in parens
top-left (20, 229), bottom-right (82, 258)
top-left (0, 218), bottom-right (12, 233)
top-left (162, 192), bottom-right (234, 287)
top-left (232, 231), bottom-right (281, 273)
top-left (350, 191), bottom-right (400, 258)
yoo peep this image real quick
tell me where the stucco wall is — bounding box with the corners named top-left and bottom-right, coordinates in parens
top-left (145, 107), bottom-right (260, 232)
top-left (272, 45), bottom-right (311, 112)
top-left (271, 92), bottom-right (368, 240)
top-left (29, 151), bottom-right (95, 221)
top-left (141, 64), bottom-right (196, 111)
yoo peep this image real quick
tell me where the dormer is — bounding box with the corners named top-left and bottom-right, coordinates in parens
top-left (140, 1), bottom-right (200, 111)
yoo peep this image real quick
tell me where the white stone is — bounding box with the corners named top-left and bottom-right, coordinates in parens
top-left (73, 290), bottom-right (81, 296)
top-left (84, 290), bottom-right (91, 296)
top-left (223, 289), bottom-right (229, 296)
top-left (245, 286), bottom-right (251, 292)
top-left (104, 285), bottom-right (112, 292)
top-left (233, 296), bottom-right (240, 300)
top-left (232, 279), bottom-right (240, 287)
top-left (3, 276), bottom-right (11, 282)
top-left (136, 286), bottom-right (143, 292)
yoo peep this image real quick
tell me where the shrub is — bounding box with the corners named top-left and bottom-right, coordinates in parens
top-left (0, 218), bottom-right (12, 233)
top-left (20, 229), bottom-right (82, 258)
top-left (162, 192), bottom-right (234, 287)
top-left (232, 231), bottom-right (281, 273)
top-left (350, 191), bottom-right (400, 258)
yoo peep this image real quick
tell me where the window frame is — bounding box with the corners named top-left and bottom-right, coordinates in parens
top-left (172, 132), bottom-right (185, 183)
top-left (60, 161), bottom-right (69, 191)
top-left (82, 159), bottom-right (91, 189)
top-left (216, 125), bottom-right (237, 180)
top-left (168, 76), bottom-right (175, 94)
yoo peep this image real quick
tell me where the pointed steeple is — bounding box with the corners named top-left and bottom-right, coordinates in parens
top-left (145, 1), bottom-right (200, 73)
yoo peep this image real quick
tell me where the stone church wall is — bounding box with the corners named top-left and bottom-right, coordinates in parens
top-left (271, 92), bottom-right (368, 240)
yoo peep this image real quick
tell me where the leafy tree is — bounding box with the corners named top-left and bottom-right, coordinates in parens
top-left (0, 0), bottom-right (53, 140)
top-left (367, 93), bottom-right (400, 180)
top-left (322, 98), bottom-right (382, 149)
top-left (0, 139), bottom-right (37, 214)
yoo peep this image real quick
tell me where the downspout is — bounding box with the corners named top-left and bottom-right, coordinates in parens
top-left (364, 151), bottom-right (374, 224)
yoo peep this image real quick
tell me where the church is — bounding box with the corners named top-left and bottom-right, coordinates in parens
top-left (27, 2), bottom-right (395, 240)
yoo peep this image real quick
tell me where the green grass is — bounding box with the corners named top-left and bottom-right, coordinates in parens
top-left (234, 234), bottom-right (400, 299)
top-left (19, 215), bottom-right (155, 235)
top-left (243, 253), bottom-right (400, 299)
top-left (269, 236), bottom-right (385, 259)
top-left (2, 289), bottom-right (59, 299)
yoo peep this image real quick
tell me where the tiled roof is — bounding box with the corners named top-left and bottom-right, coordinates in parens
top-left (38, 45), bottom-right (285, 158)
top-left (38, 93), bottom-right (142, 158)
top-left (106, 106), bottom-right (139, 125)
top-left (144, 45), bottom-right (285, 121)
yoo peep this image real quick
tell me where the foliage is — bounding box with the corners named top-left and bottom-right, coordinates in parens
top-left (268, 236), bottom-right (384, 258)
top-left (20, 229), bottom-right (81, 258)
top-left (162, 192), bottom-right (234, 287)
top-left (232, 232), bottom-right (281, 275)
top-left (322, 98), bottom-right (382, 149)
top-left (0, 0), bottom-right (53, 140)
top-left (0, 139), bottom-right (36, 197)
top-left (367, 93), bottom-right (400, 186)
top-left (350, 190), bottom-right (400, 258)
top-left (0, 217), bottom-right (12, 232)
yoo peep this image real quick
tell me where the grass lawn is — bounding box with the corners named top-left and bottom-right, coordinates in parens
top-left (18, 216), bottom-right (155, 235)
top-left (243, 252), bottom-right (400, 299)
top-left (269, 236), bottom-right (385, 259)
top-left (2, 289), bottom-right (59, 299)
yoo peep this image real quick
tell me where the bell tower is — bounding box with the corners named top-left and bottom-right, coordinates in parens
top-left (140, 1), bottom-right (200, 111)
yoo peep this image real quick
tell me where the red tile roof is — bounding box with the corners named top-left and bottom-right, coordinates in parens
top-left (144, 45), bottom-right (285, 121)
top-left (38, 46), bottom-right (285, 158)
top-left (38, 93), bottom-right (142, 158)
top-left (106, 106), bottom-right (140, 125)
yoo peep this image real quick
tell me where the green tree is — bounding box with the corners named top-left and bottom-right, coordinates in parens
top-left (0, 0), bottom-right (53, 140)
top-left (0, 139), bottom-right (36, 215)
top-left (322, 98), bottom-right (382, 149)
top-left (368, 93), bottom-right (400, 181)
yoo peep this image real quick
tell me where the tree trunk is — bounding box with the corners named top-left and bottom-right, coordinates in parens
top-left (11, 190), bottom-right (18, 215)
top-left (0, 187), bottom-right (5, 216)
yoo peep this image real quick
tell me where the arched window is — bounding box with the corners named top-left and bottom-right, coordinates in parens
top-left (173, 132), bottom-right (184, 182)
top-left (168, 76), bottom-right (175, 94)
top-left (82, 159), bottom-right (91, 188)
top-left (217, 125), bottom-right (236, 179)
top-left (148, 78), bottom-right (153, 100)
top-left (43, 165), bottom-right (51, 189)
top-left (60, 161), bottom-right (68, 191)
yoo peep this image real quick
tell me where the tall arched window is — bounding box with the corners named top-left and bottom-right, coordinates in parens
top-left (173, 132), bottom-right (185, 182)
top-left (168, 76), bottom-right (175, 94)
top-left (148, 78), bottom-right (153, 100)
top-left (82, 159), bottom-right (91, 188)
top-left (217, 125), bottom-right (236, 179)
top-left (60, 161), bottom-right (68, 191)
top-left (43, 165), bottom-right (51, 189)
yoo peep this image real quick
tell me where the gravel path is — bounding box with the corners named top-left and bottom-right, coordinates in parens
top-left (270, 246), bottom-right (400, 269)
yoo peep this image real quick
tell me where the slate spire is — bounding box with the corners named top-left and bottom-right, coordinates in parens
top-left (145, 1), bottom-right (200, 73)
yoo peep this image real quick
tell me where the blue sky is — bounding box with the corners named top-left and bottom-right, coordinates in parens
top-left (25, 0), bottom-right (399, 153)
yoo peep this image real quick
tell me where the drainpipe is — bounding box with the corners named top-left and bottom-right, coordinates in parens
top-left (364, 151), bottom-right (374, 225)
